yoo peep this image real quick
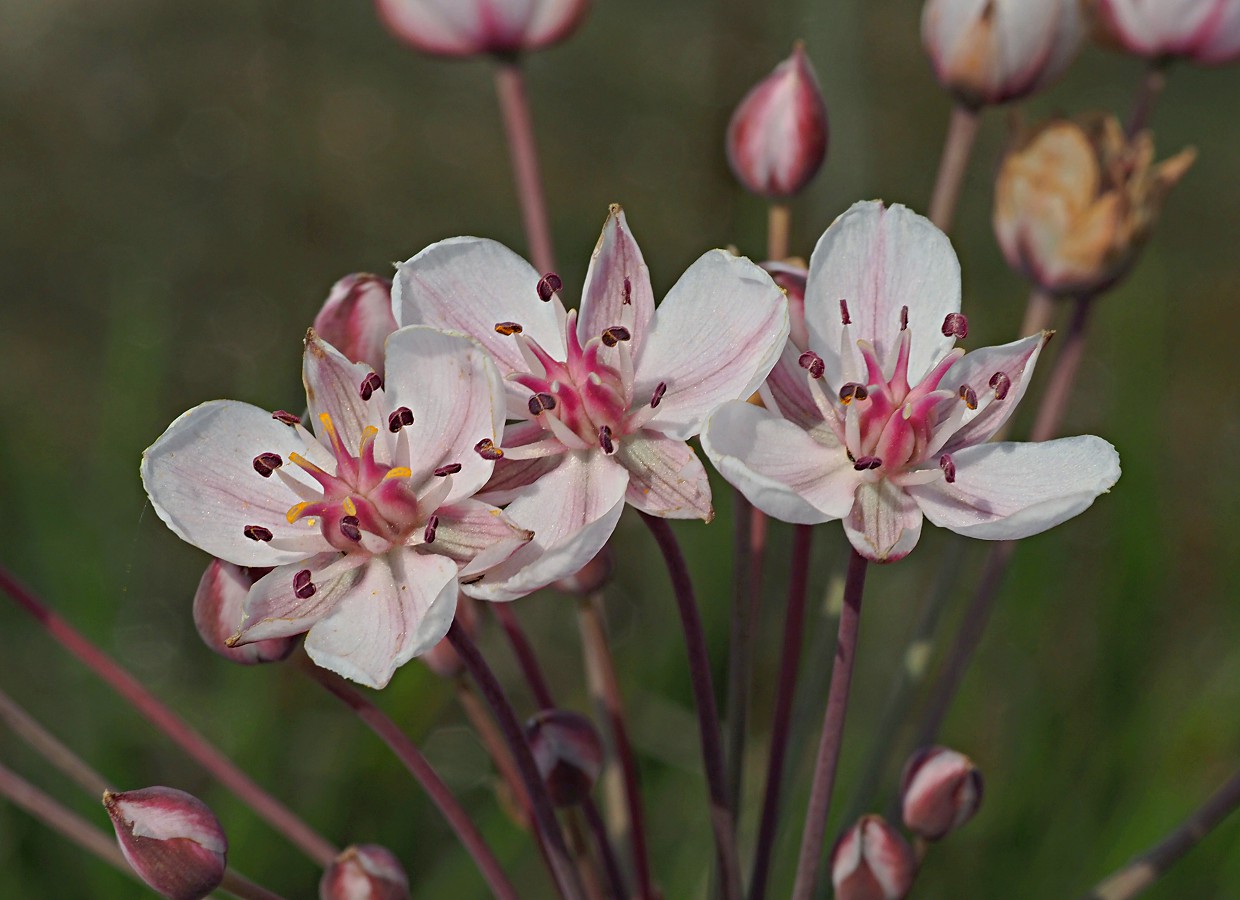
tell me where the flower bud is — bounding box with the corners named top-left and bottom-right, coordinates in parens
top-left (761, 260), bottom-right (808, 349)
top-left (993, 114), bottom-right (1195, 296)
top-left (103, 787), bottom-right (228, 900)
top-left (420, 594), bottom-right (478, 678)
top-left (526, 709), bottom-right (604, 806)
top-left (551, 546), bottom-right (613, 595)
top-left (830, 815), bottom-right (917, 900)
top-left (193, 559), bottom-right (295, 665)
top-left (900, 746), bottom-right (983, 840)
top-left (922, 0), bottom-right (1084, 108)
top-left (312, 274), bottom-right (396, 377)
top-left (726, 44), bottom-right (829, 198)
top-left (375, 0), bottom-right (590, 58)
top-left (320, 844), bottom-right (410, 900)
top-left (1091, 0), bottom-right (1240, 66)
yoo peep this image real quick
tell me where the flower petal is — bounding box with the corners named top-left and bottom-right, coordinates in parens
top-left (614, 432), bottom-right (713, 520)
top-left (843, 479), bottom-right (924, 563)
top-left (236, 552), bottom-right (365, 642)
top-left (481, 421), bottom-right (566, 505)
top-left (384, 326), bottom-right (506, 499)
top-left (633, 249), bottom-right (788, 440)
top-left (304, 549), bottom-right (459, 688)
top-left (937, 332), bottom-right (1049, 452)
top-left (464, 451), bottom-right (629, 603)
top-left (304, 331), bottom-right (381, 458)
top-left (701, 401), bottom-right (859, 525)
top-left (428, 499), bottom-right (534, 579)
top-left (803, 201), bottom-right (961, 387)
top-left (759, 340), bottom-right (829, 432)
top-left (141, 400), bottom-right (333, 567)
top-left (577, 205), bottom-right (655, 356)
top-left (906, 436), bottom-right (1120, 540)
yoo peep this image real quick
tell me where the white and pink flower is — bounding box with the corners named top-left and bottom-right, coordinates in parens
top-left (142, 327), bottom-right (529, 688)
top-left (393, 205), bottom-right (789, 600)
top-left (1093, 0), bottom-right (1240, 65)
top-left (375, 0), bottom-right (590, 58)
top-left (703, 201), bottom-right (1120, 562)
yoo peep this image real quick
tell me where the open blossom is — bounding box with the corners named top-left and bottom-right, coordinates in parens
top-left (394, 205), bottom-right (788, 600)
top-left (1092, 0), bottom-right (1240, 65)
top-left (703, 201), bottom-right (1120, 563)
top-left (922, 0), bottom-right (1084, 107)
top-left (142, 327), bottom-right (529, 688)
top-left (375, 0), bottom-right (589, 57)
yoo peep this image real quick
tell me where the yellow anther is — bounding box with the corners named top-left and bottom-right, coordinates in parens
top-left (287, 452), bottom-right (329, 477)
top-left (384, 466), bottom-right (412, 480)
top-left (319, 412), bottom-right (337, 437)
top-left (286, 502), bottom-right (310, 524)
top-left (342, 497), bottom-right (357, 516)
top-left (359, 425), bottom-right (378, 451)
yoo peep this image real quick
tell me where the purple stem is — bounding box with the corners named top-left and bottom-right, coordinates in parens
top-left (493, 60), bottom-right (556, 275)
top-left (639, 512), bottom-right (743, 900)
top-left (0, 686), bottom-right (109, 796)
top-left (1126, 61), bottom-right (1168, 137)
top-left (790, 549), bottom-right (869, 900)
top-left (927, 104), bottom-right (981, 232)
top-left (583, 797), bottom-right (628, 900)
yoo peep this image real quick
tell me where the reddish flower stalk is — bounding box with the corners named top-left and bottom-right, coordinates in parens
top-left (494, 60), bottom-right (557, 275)
top-left (927, 104), bottom-right (981, 232)
top-left (0, 687), bottom-right (109, 796)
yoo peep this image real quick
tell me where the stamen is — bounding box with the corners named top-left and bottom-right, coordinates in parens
top-left (423, 515), bottom-right (439, 544)
top-left (387, 407), bottom-right (414, 432)
top-left (939, 453), bottom-right (956, 483)
top-left (358, 372), bottom-right (382, 401)
top-left (942, 312), bottom-right (969, 339)
top-left (839, 299), bottom-right (851, 325)
top-left (271, 410), bottom-right (300, 426)
top-left (527, 392), bottom-right (557, 415)
top-left (433, 463), bottom-right (462, 476)
top-left (292, 569), bottom-right (316, 600)
top-left (650, 382), bottom-right (667, 408)
top-left (537, 272), bottom-right (563, 301)
top-left (598, 425), bottom-right (615, 454)
top-left (601, 326), bottom-right (632, 347)
top-left (853, 455), bottom-right (882, 471)
top-left (243, 525), bottom-right (273, 542)
top-left (838, 382), bottom-right (869, 404)
top-left (383, 466), bottom-right (412, 480)
top-left (286, 501), bottom-right (311, 524)
top-left (623, 276), bottom-right (632, 305)
top-left (474, 438), bottom-right (504, 460)
top-left (799, 351), bottom-right (826, 379)
top-left (958, 384), bottom-right (978, 410)
top-left (339, 515), bottom-right (362, 542)
top-left (253, 453), bottom-right (283, 477)
top-left (900, 305), bottom-right (909, 331)
top-left (495, 321), bottom-right (524, 336)
top-left (989, 371), bottom-right (1011, 400)
top-left (342, 497), bottom-right (357, 516)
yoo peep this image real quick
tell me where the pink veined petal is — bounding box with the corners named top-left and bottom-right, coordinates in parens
top-left (304, 331), bottom-right (384, 461)
top-left (141, 400), bottom-right (334, 567)
top-left (905, 436), bottom-right (1120, 540)
top-left (479, 421), bottom-right (566, 505)
top-left (1199, 0), bottom-right (1240, 63)
top-left (464, 451), bottom-right (629, 603)
top-left (936, 332), bottom-right (1049, 453)
top-left (759, 340), bottom-right (830, 433)
top-left (701, 401), bottom-right (860, 525)
top-left (577, 205), bottom-right (655, 358)
top-left (633, 249), bottom-right (789, 441)
top-left (304, 548), bottom-right (459, 689)
top-left (803, 201), bottom-right (961, 388)
top-left (312, 274), bottom-right (396, 377)
top-left (843, 479), bottom-right (925, 563)
top-left (383, 326), bottom-right (506, 500)
top-left (393, 237), bottom-right (562, 380)
top-left (236, 552), bottom-right (366, 643)
top-left (523, 0), bottom-right (591, 48)
top-left (426, 499), bottom-right (534, 579)
top-left (613, 431), bottom-right (714, 521)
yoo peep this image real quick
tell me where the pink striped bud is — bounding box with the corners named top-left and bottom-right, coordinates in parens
top-left (762, 260), bottom-right (809, 349)
top-left (900, 745), bottom-right (983, 840)
top-left (1092, 0), bottom-right (1240, 66)
top-left (320, 844), bottom-right (411, 900)
top-left (375, 0), bottom-right (590, 58)
top-left (193, 559), bottom-right (294, 665)
top-left (726, 44), bottom-right (829, 198)
top-left (831, 815), bottom-right (917, 900)
top-left (526, 709), bottom-right (604, 806)
top-left (313, 274), bottom-right (396, 377)
top-left (103, 787), bottom-right (227, 900)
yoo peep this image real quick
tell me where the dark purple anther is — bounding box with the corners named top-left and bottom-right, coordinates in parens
top-left (495, 321), bottom-right (524, 336)
top-left (840, 299), bottom-right (852, 325)
top-left (293, 569), bottom-right (316, 600)
top-left (598, 426), bottom-right (615, 454)
top-left (900, 305), bottom-right (909, 331)
top-left (387, 406), bottom-right (414, 433)
top-left (939, 453), bottom-right (957, 483)
top-left (623, 276), bottom-right (632, 305)
top-left (799, 351), bottom-right (825, 379)
top-left (359, 372), bottom-right (383, 401)
top-left (601, 326), bottom-right (632, 347)
top-left (252, 453), bottom-right (283, 477)
top-left (958, 384), bottom-right (978, 410)
top-left (474, 438), bottom-right (504, 460)
top-left (650, 382), bottom-right (667, 408)
top-left (989, 371), bottom-right (1011, 400)
top-left (839, 382), bottom-right (869, 404)
top-left (340, 515), bottom-right (362, 543)
top-left (942, 312), bottom-right (969, 339)
top-left (853, 456), bottom-right (882, 471)
top-left (528, 392), bottom-right (557, 415)
top-left (271, 410), bottom-right (301, 426)
top-left (243, 525), bottom-right (273, 542)
top-left (434, 463), bottom-right (462, 477)
top-left (537, 272), bottom-right (563, 301)
top-left (423, 515), bottom-right (439, 544)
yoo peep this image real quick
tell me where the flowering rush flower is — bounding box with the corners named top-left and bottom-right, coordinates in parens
top-left (142, 327), bottom-right (528, 688)
top-left (394, 205), bottom-right (789, 599)
top-left (1092, 0), bottom-right (1240, 65)
top-left (375, 0), bottom-right (590, 57)
top-left (703, 201), bottom-right (1121, 562)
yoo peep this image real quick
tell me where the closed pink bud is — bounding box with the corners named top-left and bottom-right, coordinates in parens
top-left (526, 709), bottom-right (604, 806)
top-left (900, 746), bottom-right (983, 840)
top-left (375, 0), bottom-right (590, 58)
top-left (1091, 0), bottom-right (1240, 66)
top-left (726, 44), bottom-right (829, 198)
top-left (922, 0), bottom-right (1084, 108)
top-left (193, 559), bottom-right (295, 665)
top-left (551, 546), bottom-right (613, 596)
top-left (320, 844), bottom-right (410, 900)
top-left (420, 594), bottom-right (478, 678)
top-left (761, 260), bottom-right (809, 349)
top-left (313, 274), bottom-right (397, 377)
top-left (103, 787), bottom-right (228, 900)
top-left (831, 815), bottom-right (917, 900)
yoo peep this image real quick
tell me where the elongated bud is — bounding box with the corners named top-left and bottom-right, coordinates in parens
top-left (901, 746), bottom-right (983, 840)
top-left (762, 260), bottom-right (809, 348)
top-left (193, 559), bottom-right (294, 665)
top-left (922, 0), bottom-right (1084, 108)
top-left (726, 43), bottom-right (829, 198)
top-left (375, 0), bottom-right (590, 58)
top-left (526, 709), bottom-right (604, 806)
top-left (320, 844), bottom-right (410, 900)
top-left (313, 274), bottom-right (397, 376)
top-left (1091, 0), bottom-right (1240, 66)
top-left (831, 815), bottom-right (917, 900)
top-left (421, 594), bottom-right (478, 679)
top-left (551, 546), bottom-right (613, 595)
top-left (103, 787), bottom-right (227, 900)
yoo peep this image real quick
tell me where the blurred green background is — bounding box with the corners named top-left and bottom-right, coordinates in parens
top-left (2, 0), bottom-right (1239, 897)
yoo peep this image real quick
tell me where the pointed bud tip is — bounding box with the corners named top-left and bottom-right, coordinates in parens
top-left (527, 709), bottom-right (605, 807)
top-left (320, 844), bottom-right (410, 900)
top-left (105, 786), bottom-right (227, 900)
top-left (831, 814), bottom-right (916, 900)
top-left (900, 745), bottom-right (983, 841)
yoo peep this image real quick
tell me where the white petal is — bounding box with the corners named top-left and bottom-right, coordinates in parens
top-left (237, 553), bottom-right (365, 642)
top-left (937, 332), bottom-right (1048, 452)
top-left (759, 340), bottom-right (830, 433)
top-left (843, 479), bottom-right (925, 562)
top-left (428, 499), bottom-right (534, 578)
top-left (303, 331), bottom-right (382, 458)
top-left (577, 205), bottom-right (655, 358)
top-left (614, 432), bottom-right (713, 520)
